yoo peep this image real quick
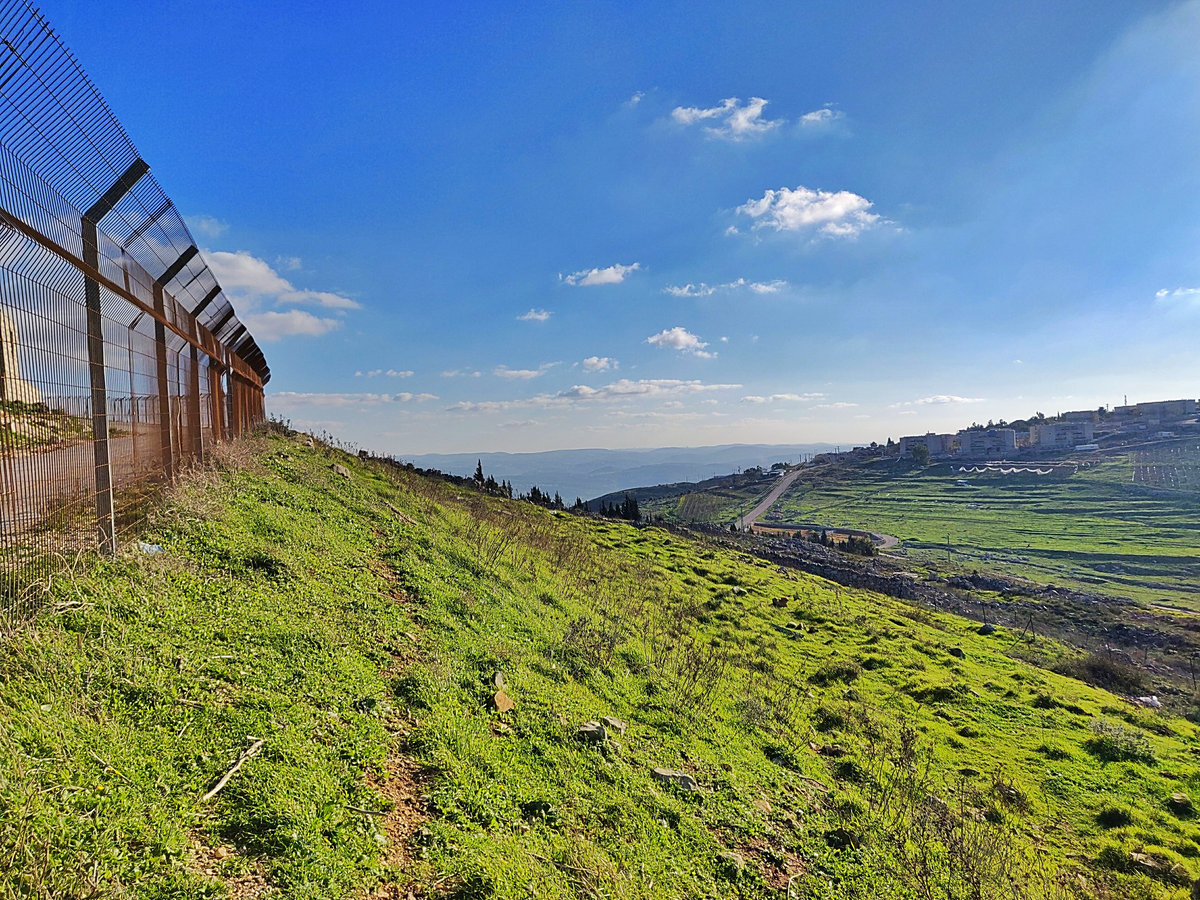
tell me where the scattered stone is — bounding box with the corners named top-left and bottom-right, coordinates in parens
top-left (600, 716), bottom-right (627, 734)
top-left (652, 767), bottom-right (700, 792)
top-left (493, 671), bottom-right (506, 690)
top-left (771, 597), bottom-right (789, 608)
top-left (136, 542), bottom-right (165, 556)
top-left (978, 623), bottom-right (996, 636)
top-left (1136, 695), bottom-right (1163, 709)
top-left (491, 690), bottom-right (515, 713)
top-left (332, 463), bottom-right (351, 479)
top-left (577, 721), bottom-right (608, 743)
top-left (1170, 792), bottom-right (1193, 814)
top-left (948, 646), bottom-right (966, 659)
top-left (752, 798), bottom-right (772, 815)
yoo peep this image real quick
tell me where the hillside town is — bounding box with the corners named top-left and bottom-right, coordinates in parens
top-left (894, 397), bottom-right (1198, 460)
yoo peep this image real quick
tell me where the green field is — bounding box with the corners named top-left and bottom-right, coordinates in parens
top-left (5, 433), bottom-right (1200, 897)
top-left (767, 445), bottom-right (1200, 610)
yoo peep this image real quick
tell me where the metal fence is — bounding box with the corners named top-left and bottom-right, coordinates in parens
top-left (0, 1), bottom-right (268, 619)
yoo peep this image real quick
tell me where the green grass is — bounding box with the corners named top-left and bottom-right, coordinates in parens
top-left (4, 433), bottom-right (1200, 897)
top-left (766, 448), bottom-right (1200, 610)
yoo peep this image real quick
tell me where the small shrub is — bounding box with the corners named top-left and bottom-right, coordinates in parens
top-left (1084, 718), bottom-right (1156, 765)
top-left (1035, 743), bottom-right (1072, 761)
top-left (813, 706), bottom-right (846, 733)
top-left (1095, 806), bottom-right (1133, 829)
top-left (1056, 652), bottom-right (1147, 694)
top-left (809, 660), bottom-right (862, 686)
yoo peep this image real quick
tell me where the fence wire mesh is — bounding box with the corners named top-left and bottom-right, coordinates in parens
top-left (0, 0), bottom-right (268, 623)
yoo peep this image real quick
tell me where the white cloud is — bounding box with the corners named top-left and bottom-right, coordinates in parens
top-left (814, 401), bottom-right (858, 409)
top-left (187, 215), bottom-right (228, 239)
top-left (672, 96), bottom-right (783, 141)
top-left (627, 91), bottom-right (645, 106)
top-left (663, 277), bottom-right (788, 298)
top-left (242, 309), bottom-right (341, 341)
top-left (448, 378), bottom-right (741, 413)
top-left (736, 185), bottom-right (882, 238)
top-left (646, 326), bottom-right (716, 358)
top-left (518, 308), bottom-right (552, 322)
top-left (441, 369), bottom-right (482, 378)
top-left (1156, 286), bottom-right (1200, 307)
top-left (798, 106), bottom-right (844, 127)
top-left (741, 392), bottom-right (823, 404)
top-left (206, 250), bottom-right (361, 313)
top-left (561, 262), bottom-right (642, 286)
top-left (664, 283), bottom-right (717, 298)
top-left (892, 395), bottom-right (987, 407)
top-left (357, 369), bottom-right (414, 378)
top-left (581, 356), bottom-right (616, 372)
top-left (276, 255), bottom-right (302, 271)
top-left (269, 391), bottom-right (438, 408)
top-left (494, 363), bottom-right (558, 380)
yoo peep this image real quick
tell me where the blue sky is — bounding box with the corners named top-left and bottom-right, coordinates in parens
top-left (51, 1), bottom-right (1200, 453)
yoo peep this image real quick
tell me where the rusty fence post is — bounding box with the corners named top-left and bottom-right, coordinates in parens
top-left (80, 159), bottom-right (148, 553)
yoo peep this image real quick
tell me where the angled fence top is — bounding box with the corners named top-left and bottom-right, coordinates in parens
top-left (0, 0), bottom-right (268, 620)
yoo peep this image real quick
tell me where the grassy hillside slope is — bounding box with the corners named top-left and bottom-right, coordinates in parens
top-left (3, 433), bottom-right (1200, 898)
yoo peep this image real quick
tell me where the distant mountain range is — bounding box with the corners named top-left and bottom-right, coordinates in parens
top-left (403, 443), bottom-right (836, 501)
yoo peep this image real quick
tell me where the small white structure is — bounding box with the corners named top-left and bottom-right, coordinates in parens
top-left (0, 310), bottom-right (41, 404)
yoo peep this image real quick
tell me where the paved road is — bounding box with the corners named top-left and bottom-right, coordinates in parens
top-left (1, 432), bottom-right (158, 533)
top-left (741, 466), bottom-right (900, 549)
top-left (741, 468), bottom-right (806, 529)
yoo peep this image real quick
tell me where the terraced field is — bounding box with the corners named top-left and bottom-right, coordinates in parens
top-left (768, 445), bottom-right (1200, 611)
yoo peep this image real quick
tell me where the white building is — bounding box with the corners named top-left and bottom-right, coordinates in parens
top-left (0, 311), bottom-right (41, 404)
top-left (899, 433), bottom-right (949, 458)
top-left (956, 428), bottom-right (1017, 458)
top-left (1030, 421), bottom-right (1094, 450)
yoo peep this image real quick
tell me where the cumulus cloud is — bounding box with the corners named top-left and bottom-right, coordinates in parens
top-left (665, 278), bottom-right (787, 297)
top-left (561, 262), bottom-right (642, 286)
top-left (581, 356), bottom-right (616, 372)
top-left (356, 369), bottom-right (414, 378)
top-left (798, 106), bottom-right (844, 127)
top-left (892, 395), bottom-right (987, 407)
top-left (518, 308), bottom-right (552, 321)
top-left (187, 214), bottom-right (228, 239)
top-left (736, 186), bottom-right (882, 238)
top-left (269, 391), bottom-right (438, 408)
top-left (646, 326), bottom-right (715, 358)
top-left (494, 363), bottom-right (558, 380)
top-left (207, 250), bottom-right (361, 310)
top-left (672, 96), bottom-right (782, 141)
top-left (447, 378), bottom-right (741, 413)
top-left (441, 369), bottom-right (482, 378)
top-left (243, 309), bottom-right (341, 341)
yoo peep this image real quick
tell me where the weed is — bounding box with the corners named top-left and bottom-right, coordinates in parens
top-left (1084, 719), bottom-right (1156, 764)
